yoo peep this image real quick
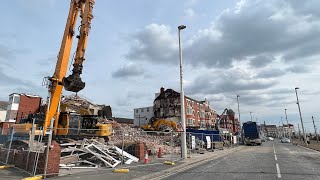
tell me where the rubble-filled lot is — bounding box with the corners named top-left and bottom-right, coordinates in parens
top-left (59, 138), bottom-right (139, 169)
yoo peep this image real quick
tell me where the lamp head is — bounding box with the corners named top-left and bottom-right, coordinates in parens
top-left (178, 25), bottom-right (186, 30)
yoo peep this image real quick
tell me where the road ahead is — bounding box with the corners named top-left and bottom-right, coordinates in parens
top-left (165, 141), bottom-right (320, 180)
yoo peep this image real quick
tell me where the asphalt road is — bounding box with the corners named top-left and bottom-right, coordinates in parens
top-left (164, 141), bottom-right (320, 180)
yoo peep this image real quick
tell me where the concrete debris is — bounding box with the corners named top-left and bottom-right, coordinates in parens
top-left (109, 125), bottom-right (181, 155)
top-left (59, 138), bottom-right (138, 169)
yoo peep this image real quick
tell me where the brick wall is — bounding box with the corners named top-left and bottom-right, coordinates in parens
top-left (0, 122), bottom-right (14, 135)
top-left (16, 95), bottom-right (41, 123)
top-left (135, 142), bottom-right (145, 161)
top-left (0, 141), bottom-right (61, 176)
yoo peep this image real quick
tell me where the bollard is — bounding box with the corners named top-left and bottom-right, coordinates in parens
top-left (158, 147), bottom-right (163, 158)
top-left (144, 150), bottom-right (149, 164)
top-left (5, 128), bottom-right (14, 165)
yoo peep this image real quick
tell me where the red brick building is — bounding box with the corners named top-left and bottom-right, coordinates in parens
top-left (153, 88), bottom-right (217, 129)
top-left (219, 109), bottom-right (240, 134)
top-left (5, 93), bottom-right (42, 123)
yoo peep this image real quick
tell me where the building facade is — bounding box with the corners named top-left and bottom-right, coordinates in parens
top-left (0, 101), bottom-right (8, 123)
top-left (261, 124), bottom-right (277, 137)
top-left (153, 87), bottom-right (217, 129)
top-left (282, 124), bottom-right (295, 137)
top-left (133, 106), bottom-right (154, 127)
top-left (219, 109), bottom-right (240, 134)
top-left (5, 93), bottom-right (42, 123)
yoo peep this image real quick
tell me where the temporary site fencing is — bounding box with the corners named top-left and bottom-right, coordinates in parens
top-left (0, 125), bottom-right (233, 178)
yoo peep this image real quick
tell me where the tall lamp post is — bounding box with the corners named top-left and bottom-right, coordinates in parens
top-left (237, 95), bottom-right (241, 125)
top-left (250, 112), bottom-right (253, 121)
top-left (295, 87), bottom-right (307, 145)
top-left (237, 95), bottom-right (242, 144)
top-left (178, 24), bottom-right (187, 159)
top-left (285, 109), bottom-right (289, 138)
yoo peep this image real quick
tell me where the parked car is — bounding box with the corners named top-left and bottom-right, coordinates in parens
top-left (280, 137), bottom-right (290, 143)
top-left (267, 137), bottom-right (274, 141)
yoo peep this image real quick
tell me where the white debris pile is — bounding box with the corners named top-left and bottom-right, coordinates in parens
top-left (110, 125), bottom-right (181, 155)
top-left (59, 138), bottom-right (139, 169)
top-left (61, 94), bottom-right (102, 115)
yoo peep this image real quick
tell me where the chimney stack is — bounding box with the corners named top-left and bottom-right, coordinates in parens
top-left (160, 87), bottom-right (165, 93)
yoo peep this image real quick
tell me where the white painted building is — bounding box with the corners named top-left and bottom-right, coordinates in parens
top-left (0, 101), bottom-right (8, 123)
top-left (6, 93), bottom-right (20, 122)
top-left (0, 110), bottom-right (6, 122)
top-left (133, 106), bottom-right (153, 126)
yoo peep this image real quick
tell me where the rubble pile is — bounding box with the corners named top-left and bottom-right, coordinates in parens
top-left (59, 138), bottom-right (139, 169)
top-left (61, 94), bottom-right (181, 155)
top-left (110, 125), bottom-right (181, 155)
top-left (61, 94), bottom-right (98, 114)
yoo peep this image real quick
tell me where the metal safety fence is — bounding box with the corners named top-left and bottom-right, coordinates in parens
top-left (0, 125), bottom-right (239, 178)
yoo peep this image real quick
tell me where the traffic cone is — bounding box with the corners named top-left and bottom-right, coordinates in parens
top-left (144, 150), bottom-right (149, 164)
top-left (158, 147), bottom-right (163, 158)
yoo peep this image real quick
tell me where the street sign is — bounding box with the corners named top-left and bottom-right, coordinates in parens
top-left (233, 136), bottom-right (237, 144)
top-left (206, 136), bottom-right (211, 149)
top-left (191, 136), bottom-right (195, 149)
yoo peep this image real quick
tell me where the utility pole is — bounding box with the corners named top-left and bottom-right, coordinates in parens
top-left (295, 87), bottom-right (307, 145)
top-left (312, 116), bottom-right (319, 142)
top-left (281, 116), bottom-right (285, 138)
top-left (298, 123), bottom-right (301, 140)
top-left (236, 95), bottom-right (241, 127)
top-left (237, 95), bottom-right (242, 144)
top-left (285, 109), bottom-right (290, 139)
top-left (178, 25), bottom-right (187, 159)
top-left (278, 121), bottom-right (281, 138)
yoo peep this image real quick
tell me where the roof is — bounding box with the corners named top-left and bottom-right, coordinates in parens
top-left (0, 101), bottom-right (8, 110)
top-left (112, 117), bottom-right (133, 124)
top-left (261, 125), bottom-right (277, 128)
top-left (154, 88), bottom-right (202, 103)
top-left (9, 93), bottom-right (41, 98)
top-left (134, 106), bottom-right (153, 110)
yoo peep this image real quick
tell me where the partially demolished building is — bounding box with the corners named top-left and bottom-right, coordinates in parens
top-left (153, 87), bottom-right (217, 129)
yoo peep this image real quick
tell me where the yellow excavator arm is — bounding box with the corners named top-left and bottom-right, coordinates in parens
top-left (43, 0), bottom-right (95, 135)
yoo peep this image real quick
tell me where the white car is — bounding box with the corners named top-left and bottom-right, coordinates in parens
top-left (280, 138), bottom-right (290, 143)
top-left (267, 137), bottom-right (274, 141)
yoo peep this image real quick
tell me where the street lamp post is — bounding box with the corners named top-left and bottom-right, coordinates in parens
top-left (295, 87), bottom-right (307, 145)
top-left (237, 95), bottom-right (241, 125)
top-left (237, 95), bottom-right (242, 144)
top-left (178, 24), bottom-right (187, 159)
top-left (281, 116), bottom-right (285, 138)
top-left (250, 112), bottom-right (253, 121)
top-left (285, 109), bottom-right (289, 138)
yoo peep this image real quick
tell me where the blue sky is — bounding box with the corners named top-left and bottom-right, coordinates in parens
top-left (1, 0), bottom-right (320, 132)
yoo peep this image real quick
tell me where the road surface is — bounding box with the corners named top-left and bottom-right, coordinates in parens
top-left (165, 141), bottom-right (320, 180)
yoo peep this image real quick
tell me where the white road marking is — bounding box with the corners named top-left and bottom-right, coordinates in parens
top-left (274, 154), bottom-right (277, 161)
top-left (276, 163), bottom-right (281, 178)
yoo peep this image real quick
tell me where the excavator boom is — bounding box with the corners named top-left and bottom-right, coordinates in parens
top-left (43, 0), bottom-right (95, 135)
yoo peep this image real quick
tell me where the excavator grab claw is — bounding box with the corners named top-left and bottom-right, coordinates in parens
top-left (63, 73), bottom-right (85, 92)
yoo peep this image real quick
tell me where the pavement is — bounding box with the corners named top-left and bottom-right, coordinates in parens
top-left (293, 139), bottom-right (320, 151)
top-left (49, 147), bottom-right (241, 180)
top-left (1, 141), bottom-right (319, 180)
top-left (165, 140), bottom-right (320, 180)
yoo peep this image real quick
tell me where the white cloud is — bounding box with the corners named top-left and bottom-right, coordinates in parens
top-left (184, 8), bottom-right (196, 18)
top-left (126, 24), bottom-right (178, 63)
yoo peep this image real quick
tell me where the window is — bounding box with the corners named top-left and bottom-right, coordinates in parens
top-left (187, 107), bottom-right (193, 115)
top-left (147, 108), bottom-right (149, 112)
top-left (200, 120), bottom-right (205, 127)
top-left (135, 109), bottom-right (138, 113)
top-left (187, 119), bottom-right (194, 126)
top-left (13, 96), bottom-right (20, 104)
top-left (141, 109), bottom-right (144, 112)
top-left (9, 96), bottom-right (13, 103)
